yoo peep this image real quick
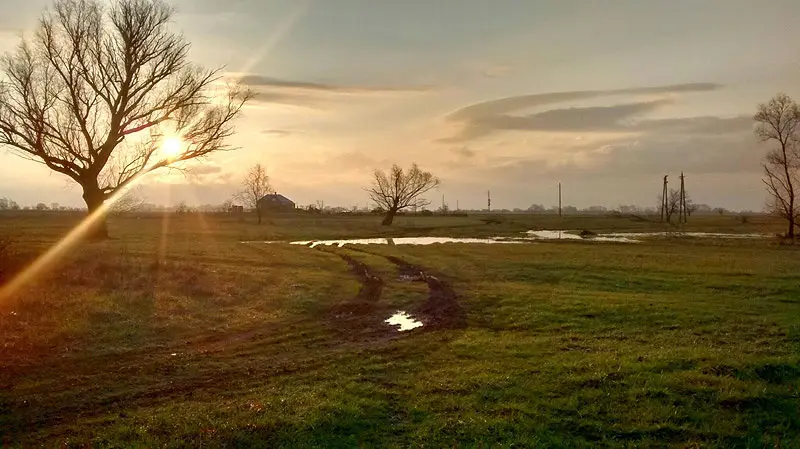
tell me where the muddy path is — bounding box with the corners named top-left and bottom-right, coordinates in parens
top-left (384, 255), bottom-right (467, 330)
top-left (339, 247), bottom-right (466, 331)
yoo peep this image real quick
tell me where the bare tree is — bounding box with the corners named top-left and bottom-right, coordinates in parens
top-left (109, 185), bottom-right (144, 214)
top-left (220, 199), bottom-right (233, 213)
top-left (657, 188), bottom-right (686, 224)
top-left (367, 163), bottom-right (440, 226)
top-left (234, 164), bottom-right (273, 224)
top-left (0, 0), bottom-right (251, 239)
top-left (754, 93), bottom-right (800, 238)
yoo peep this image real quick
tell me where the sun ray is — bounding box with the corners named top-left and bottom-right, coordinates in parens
top-left (0, 65), bottom-right (247, 303)
top-left (234, 0), bottom-right (310, 80)
top-left (0, 171), bottom-right (152, 302)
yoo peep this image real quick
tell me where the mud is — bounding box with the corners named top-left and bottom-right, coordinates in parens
top-left (330, 253), bottom-right (384, 316)
top-left (385, 256), bottom-right (467, 330)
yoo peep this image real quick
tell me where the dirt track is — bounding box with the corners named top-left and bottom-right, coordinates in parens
top-left (326, 246), bottom-right (466, 332)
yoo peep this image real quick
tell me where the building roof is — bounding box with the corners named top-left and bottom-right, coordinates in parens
top-left (257, 193), bottom-right (295, 205)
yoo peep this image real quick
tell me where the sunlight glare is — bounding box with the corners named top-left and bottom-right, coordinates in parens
top-left (161, 136), bottom-right (183, 159)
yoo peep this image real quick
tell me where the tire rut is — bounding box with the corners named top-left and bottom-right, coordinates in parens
top-left (384, 255), bottom-right (467, 330)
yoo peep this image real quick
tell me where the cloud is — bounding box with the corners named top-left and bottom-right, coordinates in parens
top-left (459, 114), bottom-right (757, 182)
top-left (261, 129), bottom-right (298, 137)
top-left (442, 82), bottom-right (723, 142)
top-left (451, 146), bottom-right (476, 158)
top-left (236, 74), bottom-right (435, 108)
top-left (239, 75), bottom-right (432, 94)
top-left (479, 63), bottom-right (513, 78)
top-left (448, 83), bottom-right (720, 121)
top-left (186, 165), bottom-right (223, 176)
top-left (636, 116), bottom-right (754, 134)
top-left (250, 91), bottom-right (323, 109)
top-left (476, 100), bottom-right (671, 134)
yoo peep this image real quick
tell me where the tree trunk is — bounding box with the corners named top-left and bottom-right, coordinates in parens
top-left (781, 142), bottom-right (795, 239)
top-left (381, 208), bottom-right (398, 226)
top-left (257, 207), bottom-right (262, 225)
top-left (81, 183), bottom-right (109, 240)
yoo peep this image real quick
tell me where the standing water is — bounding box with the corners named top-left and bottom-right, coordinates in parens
top-left (385, 311), bottom-right (423, 331)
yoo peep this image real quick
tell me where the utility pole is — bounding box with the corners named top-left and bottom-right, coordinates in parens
top-left (487, 190), bottom-right (491, 212)
top-left (679, 171), bottom-right (687, 224)
top-left (441, 194), bottom-right (445, 215)
top-left (660, 175), bottom-right (668, 222)
top-left (456, 200), bottom-right (459, 212)
top-left (558, 182), bottom-right (562, 218)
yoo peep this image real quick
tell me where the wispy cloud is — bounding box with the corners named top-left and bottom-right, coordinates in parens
top-left (235, 74), bottom-right (435, 109)
top-left (442, 83), bottom-right (723, 142)
top-left (239, 75), bottom-right (433, 94)
top-left (473, 100), bottom-right (670, 134)
top-left (261, 129), bottom-right (298, 137)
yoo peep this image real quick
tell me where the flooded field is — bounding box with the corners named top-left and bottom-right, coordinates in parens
top-left (244, 230), bottom-right (773, 248)
top-left (525, 230), bottom-right (771, 242)
top-left (524, 230), bottom-right (639, 242)
top-left (289, 237), bottom-right (522, 248)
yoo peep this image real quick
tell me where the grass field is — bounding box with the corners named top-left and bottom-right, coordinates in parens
top-left (1, 212), bottom-right (798, 447)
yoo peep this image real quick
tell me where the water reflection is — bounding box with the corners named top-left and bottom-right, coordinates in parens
top-left (290, 237), bottom-right (522, 248)
top-left (385, 311), bottom-right (423, 331)
top-left (525, 230), bottom-right (639, 243)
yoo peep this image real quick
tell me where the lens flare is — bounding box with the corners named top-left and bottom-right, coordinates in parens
top-left (161, 136), bottom-right (183, 159)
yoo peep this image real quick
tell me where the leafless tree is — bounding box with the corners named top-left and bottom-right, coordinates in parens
top-left (109, 185), bottom-right (144, 214)
top-left (0, 0), bottom-right (251, 239)
top-left (658, 188), bottom-right (686, 224)
top-left (220, 199), bottom-right (233, 213)
top-left (234, 164), bottom-right (273, 224)
top-left (367, 163), bottom-right (440, 225)
top-left (754, 93), bottom-right (800, 239)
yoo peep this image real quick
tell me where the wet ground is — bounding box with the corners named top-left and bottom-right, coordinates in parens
top-left (290, 237), bottom-right (521, 248)
top-left (315, 247), bottom-right (465, 340)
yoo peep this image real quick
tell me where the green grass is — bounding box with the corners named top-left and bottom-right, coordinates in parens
top-left (1, 212), bottom-right (798, 447)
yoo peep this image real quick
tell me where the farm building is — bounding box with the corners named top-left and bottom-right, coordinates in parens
top-left (257, 193), bottom-right (296, 211)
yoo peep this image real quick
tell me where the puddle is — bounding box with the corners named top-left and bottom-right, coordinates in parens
top-left (290, 237), bottom-right (523, 248)
top-left (525, 230), bottom-right (639, 243)
top-left (601, 232), bottom-right (769, 239)
top-left (259, 231), bottom-right (767, 248)
top-left (385, 311), bottom-right (424, 331)
top-left (526, 230), bottom-right (584, 240)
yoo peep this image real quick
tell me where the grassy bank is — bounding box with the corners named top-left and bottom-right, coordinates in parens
top-left (1, 213), bottom-right (798, 447)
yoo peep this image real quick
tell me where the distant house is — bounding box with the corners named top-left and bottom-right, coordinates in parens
top-left (229, 205), bottom-right (244, 214)
top-left (257, 193), bottom-right (295, 212)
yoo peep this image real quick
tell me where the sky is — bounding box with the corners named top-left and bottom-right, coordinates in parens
top-left (1, 0), bottom-right (799, 210)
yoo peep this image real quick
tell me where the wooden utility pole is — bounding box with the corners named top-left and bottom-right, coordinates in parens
top-left (487, 190), bottom-right (491, 212)
top-left (679, 172), bottom-right (687, 224)
top-left (456, 200), bottom-right (459, 212)
top-left (558, 182), bottom-right (562, 218)
top-left (660, 175), bottom-right (668, 222)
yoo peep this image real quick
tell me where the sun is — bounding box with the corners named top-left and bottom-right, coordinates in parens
top-left (161, 136), bottom-right (183, 159)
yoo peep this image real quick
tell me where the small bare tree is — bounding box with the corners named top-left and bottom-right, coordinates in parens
top-left (0, 0), bottom-right (251, 239)
top-left (754, 93), bottom-right (800, 239)
top-left (109, 185), bottom-right (145, 214)
top-left (657, 188), bottom-right (686, 224)
top-left (235, 164), bottom-right (273, 224)
top-left (367, 163), bottom-right (440, 226)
